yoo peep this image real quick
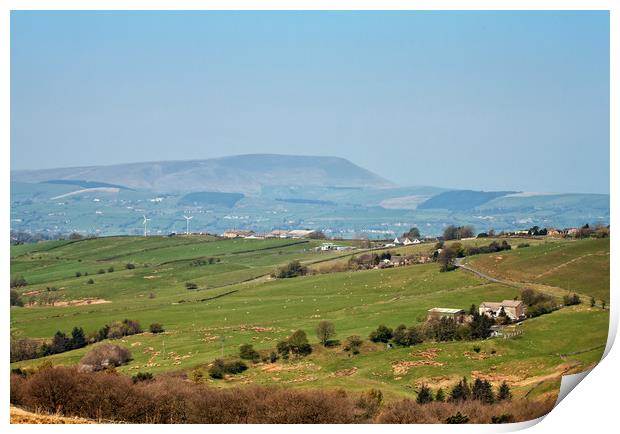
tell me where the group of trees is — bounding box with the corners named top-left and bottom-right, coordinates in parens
top-left (10, 318), bottom-right (149, 363)
top-left (436, 240), bottom-right (512, 272)
top-left (443, 225), bottom-right (475, 241)
top-left (367, 313), bottom-right (495, 348)
top-left (79, 344), bottom-right (132, 372)
top-left (276, 330), bottom-right (313, 359)
top-left (521, 288), bottom-right (559, 318)
top-left (417, 377), bottom-right (511, 405)
top-left (273, 260), bottom-right (308, 278)
top-left (208, 359), bottom-right (248, 379)
top-left (348, 252), bottom-right (392, 270)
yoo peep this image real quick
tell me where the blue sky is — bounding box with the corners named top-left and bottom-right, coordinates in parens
top-left (11, 11), bottom-right (609, 193)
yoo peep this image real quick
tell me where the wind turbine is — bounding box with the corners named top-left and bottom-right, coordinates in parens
top-left (183, 215), bottom-right (193, 235)
top-left (142, 215), bottom-right (151, 237)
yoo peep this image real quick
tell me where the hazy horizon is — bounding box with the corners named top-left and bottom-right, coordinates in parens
top-left (11, 11), bottom-right (610, 194)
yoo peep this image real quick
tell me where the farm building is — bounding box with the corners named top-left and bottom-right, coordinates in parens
top-left (479, 300), bottom-right (526, 321)
top-left (223, 230), bottom-right (254, 238)
top-left (427, 308), bottom-right (467, 323)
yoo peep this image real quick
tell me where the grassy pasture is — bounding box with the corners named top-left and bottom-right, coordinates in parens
top-left (466, 238), bottom-right (610, 301)
top-left (10, 236), bottom-right (609, 401)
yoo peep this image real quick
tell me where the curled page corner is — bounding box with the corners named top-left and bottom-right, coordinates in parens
top-left (555, 369), bottom-right (592, 407)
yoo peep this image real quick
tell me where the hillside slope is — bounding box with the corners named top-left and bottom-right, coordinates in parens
top-left (11, 154), bottom-right (395, 194)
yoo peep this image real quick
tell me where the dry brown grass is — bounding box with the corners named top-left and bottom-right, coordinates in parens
top-left (11, 367), bottom-right (555, 424)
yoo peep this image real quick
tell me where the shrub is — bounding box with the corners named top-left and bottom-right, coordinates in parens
top-left (416, 385), bottom-right (433, 404)
top-left (98, 269), bottom-right (106, 274)
top-left (344, 335), bottom-right (363, 354)
top-left (79, 344), bottom-right (131, 371)
top-left (10, 289), bottom-right (24, 307)
top-left (446, 412), bottom-right (470, 424)
top-left (107, 266), bottom-right (115, 273)
top-left (10, 275), bottom-right (27, 288)
top-left (125, 263), bottom-right (135, 270)
top-left (517, 243), bottom-right (530, 248)
top-left (273, 260), bottom-right (308, 278)
top-left (208, 359), bottom-right (248, 379)
top-left (149, 323), bottom-right (165, 334)
top-left (369, 325), bottom-right (393, 343)
top-left (75, 271), bottom-right (82, 278)
top-left (491, 413), bottom-right (515, 423)
top-left (87, 278), bottom-right (95, 284)
top-left (185, 282), bottom-right (198, 290)
top-left (132, 372), bottom-right (154, 383)
top-left (239, 344), bottom-right (260, 362)
top-left (287, 330), bottom-right (312, 356)
top-left (563, 293), bottom-right (581, 306)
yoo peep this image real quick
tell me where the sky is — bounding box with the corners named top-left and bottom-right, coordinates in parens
top-left (11, 11), bottom-right (610, 194)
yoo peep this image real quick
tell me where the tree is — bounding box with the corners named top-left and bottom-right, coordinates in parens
top-left (70, 327), bottom-right (87, 349)
top-left (416, 384), bottom-right (434, 404)
top-left (497, 381), bottom-right (512, 401)
top-left (391, 324), bottom-right (408, 346)
top-left (10, 289), bottom-right (24, 307)
top-left (402, 227), bottom-right (421, 239)
top-left (10, 275), bottom-right (27, 288)
top-left (443, 225), bottom-right (459, 241)
top-left (344, 335), bottom-right (363, 354)
top-left (460, 225), bottom-right (475, 239)
top-left (316, 321), bottom-right (336, 346)
top-left (449, 377), bottom-right (471, 402)
top-left (287, 330), bottom-right (312, 356)
top-left (437, 247), bottom-right (457, 272)
top-left (49, 331), bottom-right (71, 354)
top-left (435, 388), bottom-right (446, 402)
top-left (472, 378), bottom-right (495, 404)
top-left (239, 343), bottom-right (260, 362)
top-left (445, 412), bottom-right (469, 424)
top-left (590, 298), bottom-right (596, 308)
top-left (149, 323), bottom-right (165, 334)
top-left (369, 325), bottom-right (393, 343)
top-left (469, 311), bottom-right (494, 339)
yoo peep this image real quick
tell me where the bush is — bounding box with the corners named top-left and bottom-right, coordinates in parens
top-left (416, 385), bottom-right (433, 404)
top-left (125, 263), bottom-right (135, 270)
top-left (87, 278), bottom-right (95, 284)
top-left (239, 343), bottom-right (260, 362)
top-left (185, 282), bottom-right (198, 290)
top-left (107, 266), bottom-right (115, 273)
top-left (75, 271), bottom-right (82, 278)
top-left (563, 293), bottom-right (581, 306)
top-left (79, 344), bottom-right (131, 371)
top-left (98, 269), bottom-right (106, 274)
top-left (10, 289), bottom-right (24, 307)
top-left (132, 372), bottom-right (154, 383)
top-left (446, 412), bottom-right (470, 424)
top-left (344, 335), bottom-right (363, 354)
top-left (273, 260), bottom-right (308, 278)
top-left (369, 325), bottom-right (393, 343)
top-left (208, 359), bottom-right (248, 379)
top-left (149, 323), bottom-right (165, 334)
top-left (10, 275), bottom-right (27, 288)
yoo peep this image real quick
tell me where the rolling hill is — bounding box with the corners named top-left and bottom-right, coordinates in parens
top-left (11, 154), bottom-right (396, 194)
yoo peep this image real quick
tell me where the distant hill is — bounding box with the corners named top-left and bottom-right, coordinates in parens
top-left (178, 191), bottom-right (245, 208)
top-left (11, 154), bottom-right (395, 194)
top-left (417, 190), bottom-right (517, 210)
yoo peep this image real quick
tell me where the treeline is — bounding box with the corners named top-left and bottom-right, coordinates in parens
top-left (368, 312), bottom-right (495, 346)
top-left (10, 319), bottom-right (147, 363)
top-left (10, 366), bottom-right (554, 424)
top-left (437, 240), bottom-right (512, 272)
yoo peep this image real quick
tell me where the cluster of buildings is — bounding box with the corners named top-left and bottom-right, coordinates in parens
top-left (222, 229), bottom-right (320, 239)
top-left (383, 237), bottom-right (422, 248)
top-left (426, 299), bottom-right (527, 324)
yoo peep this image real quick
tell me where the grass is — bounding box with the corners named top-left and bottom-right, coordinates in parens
top-left (10, 235), bottom-right (609, 402)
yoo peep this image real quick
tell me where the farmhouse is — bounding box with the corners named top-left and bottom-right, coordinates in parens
top-left (266, 230), bottom-right (290, 239)
top-left (427, 308), bottom-right (467, 323)
top-left (223, 230), bottom-right (254, 238)
top-left (479, 300), bottom-right (526, 321)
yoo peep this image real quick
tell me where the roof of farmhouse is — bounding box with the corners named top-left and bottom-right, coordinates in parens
top-left (428, 308), bottom-right (465, 314)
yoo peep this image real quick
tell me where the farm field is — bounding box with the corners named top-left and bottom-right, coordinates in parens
top-left (10, 235), bottom-right (609, 402)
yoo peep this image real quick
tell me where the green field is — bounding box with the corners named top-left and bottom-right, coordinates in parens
top-left (10, 236), bottom-right (609, 401)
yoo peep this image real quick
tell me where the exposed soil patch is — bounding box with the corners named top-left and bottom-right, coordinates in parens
top-left (331, 367), bottom-right (358, 377)
top-left (24, 298), bottom-right (111, 308)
